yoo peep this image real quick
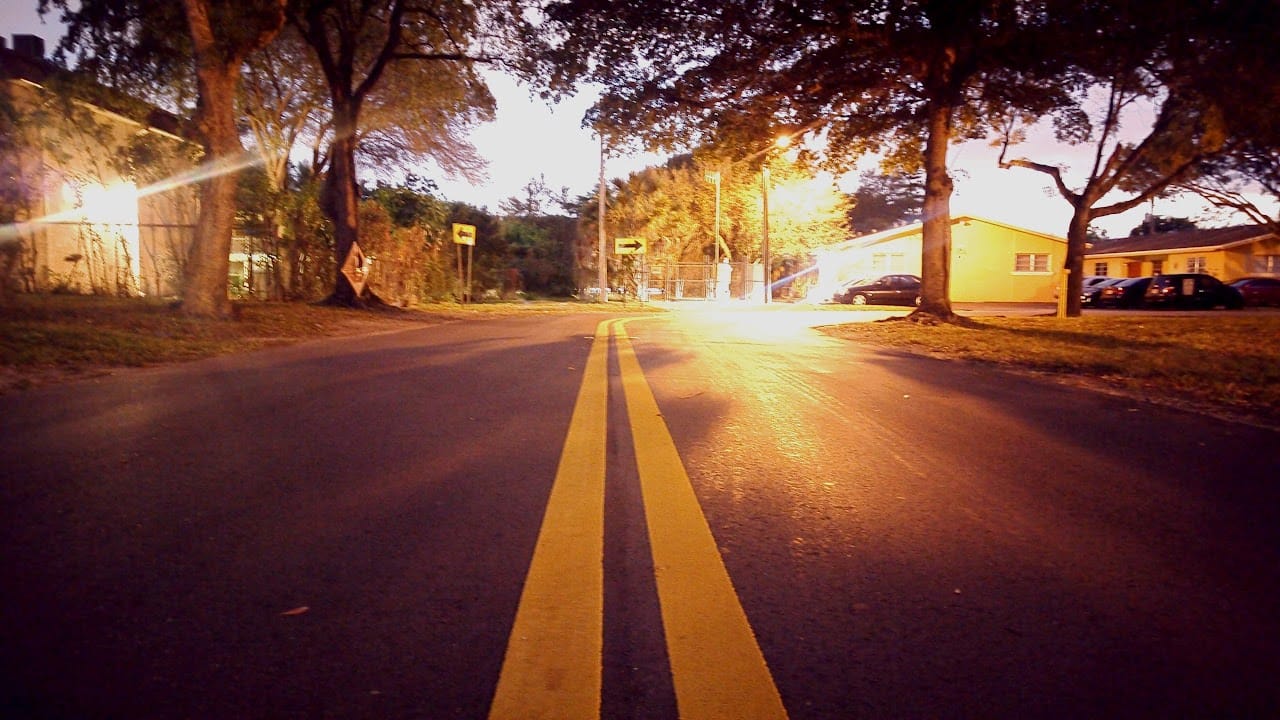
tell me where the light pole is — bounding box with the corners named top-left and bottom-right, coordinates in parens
top-left (759, 136), bottom-right (790, 304)
top-left (761, 166), bottom-right (771, 304)
top-left (706, 170), bottom-right (721, 298)
top-left (597, 133), bottom-right (607, 302)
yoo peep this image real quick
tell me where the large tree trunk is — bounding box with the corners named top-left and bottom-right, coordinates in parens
top-left (180, 5), bottom-right (242, 318)
top-left (914, 97), bottom-right (956, 321)
top-left (179, 0), bottom-right (284, 317)
top-left (323, 106), bottom-right (364, 306)
top-left (1062, 206), bottom-right (1092, 317)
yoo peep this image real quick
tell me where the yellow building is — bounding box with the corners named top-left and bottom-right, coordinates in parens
top-left (1084, 225), bottom-right (1280, 280)
top-left (812, 215), bottom-right (1067, 303)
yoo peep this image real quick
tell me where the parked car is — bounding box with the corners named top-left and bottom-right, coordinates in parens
top-left (1094, 277), bottom-right (1153, 308)
top-left (1144, 273), bottom-right (1244, 309)
top-left (835, 274), bottom-right (922, 306)
top-left (1229, 277), bottom-right (1280, 307)
top-left (1081, 277), bottom-right (1126, 306)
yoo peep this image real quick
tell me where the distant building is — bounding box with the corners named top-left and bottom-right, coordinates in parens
top-left (811, 215), bottom-right (1067, 303)
top-left (1084, 225), bottom-right (1280, 280)
top-left (1, 35), bottom-right (197, 297)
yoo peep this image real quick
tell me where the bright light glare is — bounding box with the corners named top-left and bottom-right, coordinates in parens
top-left (73, 182), bottom-right (138, 225)
top-left (0, 150), bottom-right (262, 248)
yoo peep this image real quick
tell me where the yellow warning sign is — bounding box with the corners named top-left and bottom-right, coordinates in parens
top-left (614, 236), bottom-right (646, 255)
top-left (452, 223), bottom-right (477, 246)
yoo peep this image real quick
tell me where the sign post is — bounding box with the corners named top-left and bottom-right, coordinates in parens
top-left (614, 237), bottom-right (648, 302)
top-left (452, 223), bottom-right (476, 303)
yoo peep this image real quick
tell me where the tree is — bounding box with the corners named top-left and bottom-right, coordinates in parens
top-left (176, 0), bottom-right (286, 316)
top-left (46, 0), bottom-right (286, 316)
top-left (846, 171), bottom-right (922, 235)
top-left (996, 0), bottom-right (1232, 316)
top-left (536, 0), bottom-right (1058, 321)
top-left (1128, 215), bottom-right (1197, 237)
top-left (286, 0), bottom-right (515, 307)
top-left (1171, 1), bottom-right (1280, 234)
top-left (0, 94), bottom-right (35, 298)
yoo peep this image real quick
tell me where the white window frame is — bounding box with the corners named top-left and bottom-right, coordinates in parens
top-left (1187, 256), bottom-right (1207, 273)
top-left (1014, 252), bottom-right (1051, 274)
top-left (1251, 254), bottom-right (1279, 274)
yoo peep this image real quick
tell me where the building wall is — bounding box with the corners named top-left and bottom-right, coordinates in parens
top-left (814, 218), bottom-right (1066, 303)
top-left (1241, 237), bottom-right (1280, 277)
top-left (3, 75), bottom-right (197, 297)
top-left (1086, 236), bottom-right (1280, 282)
top-left (951, 220), bottom-right (1062, 303)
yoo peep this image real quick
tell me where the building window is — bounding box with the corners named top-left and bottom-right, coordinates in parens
top-left (1151, 260), bottom-right (1164, 275)
top-left (1251, 255), bottom-right (1279, 274)
top-left (1187, 256), bottom-right (1207, 273)
top-left (1092, 262), bottom-right (1108, 276)
top-left (1014, 253), bottom-right (1050, 273)
top-left (871, 252), bottom-right (905, 274)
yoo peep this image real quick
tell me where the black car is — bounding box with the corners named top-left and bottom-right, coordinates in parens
top-left (836, 274), bottom-right (922, 306)
top-left (1081, 276), bottom-right (1125, 306)
top-left (1094, 277), bottom-right (1153, 308)
top-left (1144, 273), bottom-right (1244, 309)
top-left (1229, 277), bottom-right (1280, 307)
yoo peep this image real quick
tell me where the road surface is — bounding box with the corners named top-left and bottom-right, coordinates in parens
top-left (2, 308), bottom-right (1277, 718)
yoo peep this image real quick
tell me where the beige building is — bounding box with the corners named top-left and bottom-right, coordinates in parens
top-left (1084, 225), bottom-right (1280, 280)
top-left (812, 215), bottom-right (1067, 303)
top-left (2, 35), bottom-right (197, 297)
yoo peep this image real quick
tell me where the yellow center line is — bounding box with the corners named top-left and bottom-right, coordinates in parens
top-left (488, 319), bottom-right (611, 720)
top-left (489, 318), bottom-right (788, 719)
top-left (615, 320), bottom-right (789, 720)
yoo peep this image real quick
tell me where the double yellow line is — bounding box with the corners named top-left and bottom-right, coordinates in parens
top-left (489, 319), bottom-right (787, 720)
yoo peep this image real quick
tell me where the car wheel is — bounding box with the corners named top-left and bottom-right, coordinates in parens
top-left (913, 295), bottom-right (921, 306)
top-left (850, 293), bottom-right (869, 306)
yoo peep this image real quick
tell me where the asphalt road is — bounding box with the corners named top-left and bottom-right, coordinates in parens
top-left (2, 308), bottom-right (1278, 719)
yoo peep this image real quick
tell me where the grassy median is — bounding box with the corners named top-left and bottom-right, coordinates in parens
top-left (820, 313), bottom-right (1280, 425)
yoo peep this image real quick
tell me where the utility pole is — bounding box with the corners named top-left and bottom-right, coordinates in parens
top-left (597, 134), bottom-right (607, 303)
top-left (707, 171), bottom-right (721, 297)
top-left (761, 166), bottom-right (771, 304)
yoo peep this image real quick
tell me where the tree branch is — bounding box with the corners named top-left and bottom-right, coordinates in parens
top-left (999, 157), bottom-right (1080, 204)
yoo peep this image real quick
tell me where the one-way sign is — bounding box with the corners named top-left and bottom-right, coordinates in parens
top-left (614, 236), bottom-right (647, 255)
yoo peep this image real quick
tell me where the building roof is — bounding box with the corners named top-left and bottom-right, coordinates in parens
top-left (1086, 224), bottom-right (1274, 257)
top-left (1, 40), bottom-right (185, 138)
top-left (816, 214), bottom-right (1066, 255)
top-left (0, 41), bottom-right (56, 84)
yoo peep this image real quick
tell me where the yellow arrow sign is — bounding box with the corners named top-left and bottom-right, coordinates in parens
top-left (452, 223), bottom-right (477, 246)
top-left (615, 236), bottom-right (646, 255)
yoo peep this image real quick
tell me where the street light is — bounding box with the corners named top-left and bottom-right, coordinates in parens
top-left (760, 135), bottom-right (791, 305)
top-left (705, 170), bottom-right (722, 298)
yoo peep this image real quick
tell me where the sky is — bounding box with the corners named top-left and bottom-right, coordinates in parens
top-left (3, 2), bottom-right (1264, 239)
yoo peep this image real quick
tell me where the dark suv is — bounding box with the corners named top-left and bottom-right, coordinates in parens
top-left (1144, 273), bottom-right (1244, 310)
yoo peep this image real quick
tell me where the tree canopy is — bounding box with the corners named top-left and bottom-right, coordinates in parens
top-left (846, 171), bottom-right (922, 235)
top-left (994, 0), bottom-right (1247, 315)
top-left (287, 0), bottom-right (525, 306)
top-left (536, 0), bottom-right (1064, 319)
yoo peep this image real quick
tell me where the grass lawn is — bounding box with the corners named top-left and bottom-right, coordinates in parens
top-left (0, 294), bottom-right (655, 392)
top-left (820, 313), bottom-right (1280, 426)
